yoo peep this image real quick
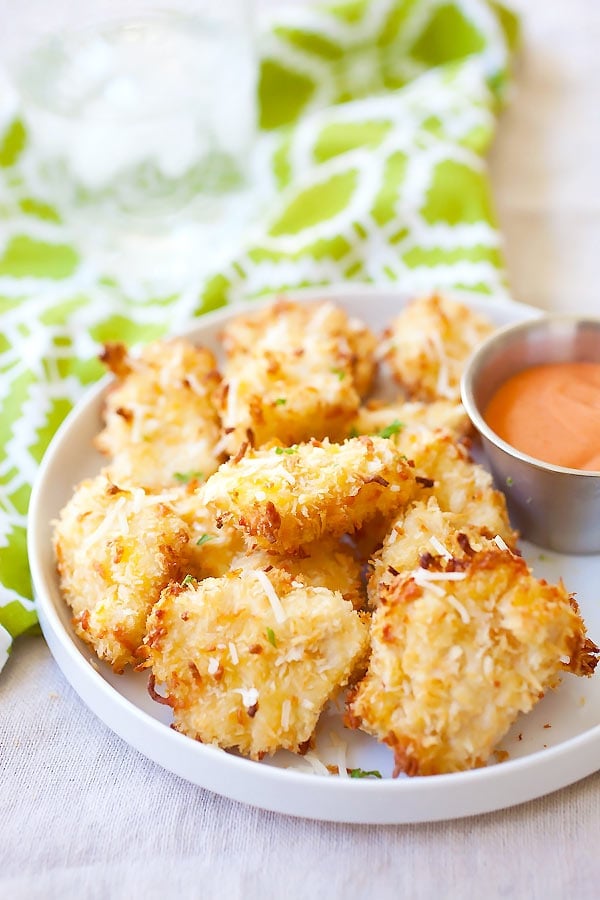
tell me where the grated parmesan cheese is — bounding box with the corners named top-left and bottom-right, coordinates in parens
top-left (281, 698), bottom-right (291, 730)
top-left (254, 569), bottom-right (287, 623)
top-left (329, 731), bottom-right (349, 778)
top-left (277, 467), bottom-right (296, 486)
top-left (82, 496), bottom-right (128, 551)
top-left (207, 657), bottom-right (220, 675)
top-left (414, 570), bottom-right (467, 582)
top-left (494, 534), bottom-right (510, 552)
top-left (235, 687), bottom-right (259, 708)
top-left (228, 642), bottom-right (239, 665)
top-left (302, 751), bottom-right (331, 776)
top-left (446, 593), bottom-right (471, 624)
top-left (429, 535), bottom-right (452, 559)
top-left (184, 372), bottom-right (206, 397)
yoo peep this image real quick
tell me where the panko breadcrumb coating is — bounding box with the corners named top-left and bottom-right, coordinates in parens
top-left (229, 538), bottom-right (366, 611)
top-left (95, 339), bottom-right (223, 490)
top-left (163, 484), bottom-right (246, 579)
top-left (166, 484), bottom-right (365, 607)
top-left (351, 399), bottom-right (471, 443)
top-left (143, 568), bottom-right (369, 759)
top-left (368, 497), bottom-right (504, 606)
top-left (348, 549), bottom-right (599, 776)
top-left (383, 294), bottom-right (493, 401)
top-left (53, 474), bottom-right (189, 671)
top-left (202, 436), bottom-right (418, 552)
top-left (395, 428), bottom-right (517, 547)
top-left (220, 299), bottom-right (377, 453)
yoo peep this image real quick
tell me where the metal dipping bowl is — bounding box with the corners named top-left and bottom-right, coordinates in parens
top-left (461, 315), bottom-right (600, 554)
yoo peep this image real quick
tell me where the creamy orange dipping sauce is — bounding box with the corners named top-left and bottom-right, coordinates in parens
top-left (484, 362), bottom-right (600, 471)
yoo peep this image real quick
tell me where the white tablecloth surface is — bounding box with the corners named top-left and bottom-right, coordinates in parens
top-left (2, 1), bottom-right (600, 897)
top-left (3, 636), bottom-right (599, 899)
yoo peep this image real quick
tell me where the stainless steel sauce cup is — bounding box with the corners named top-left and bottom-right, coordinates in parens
top-left (461, 315), bottom-right (600, 554)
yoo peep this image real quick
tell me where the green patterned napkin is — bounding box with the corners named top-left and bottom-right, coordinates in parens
top-left (0, 0), bottom-right (519, 671)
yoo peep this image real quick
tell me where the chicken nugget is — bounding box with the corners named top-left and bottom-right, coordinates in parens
top-left (96, 339), bottom-right (223, 490)
top-left (350, 399), bottom-right (471, 442)
top-left (383, 294), bottom-right (493, 401)
top-left (53, 474), bottom-right (189, 671)
top-left (163, 484), bottom-right (246, 579)
top-left (165, 484), bottom-right (366, 608)
top-left (368, 497), bottom-right (503, 606)
top-left (396, 428), bottom-right (517, 547)
top-left (202, 436), bottom-right (417, 552)
top-left (143, 568), bottom-right (369, 759)
top-left (229, 538), bottom-right (366, 611)
top-left (220, 299), bottom-right (376, 453)
top-left (348, 550), bottom-right (599, 775)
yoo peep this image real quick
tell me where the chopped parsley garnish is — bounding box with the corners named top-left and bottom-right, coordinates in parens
top-left (274, 398), bottom-right (287, 406)
top-left (266, 627), bottom-right (277, 647)
top-left (348, 426), bottom-right (360, 439)
top-left (275, 445), bottom-right (298, 455)
top-left (331, 367), bottom-right (346, 381)
top-left (349, 768), bottom-right (382, 779)
top-left (377, 420), bottom-right (404, 439)
top-left (506, 476), bottom-right (514, 487)
top-left (196, 533), bottom-right (215, 547)
top-left (181, 574), bottom-right (196, 586)
top-left (173, 470), bottom-right (204, 484)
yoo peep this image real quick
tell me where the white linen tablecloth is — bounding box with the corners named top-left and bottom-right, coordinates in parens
top-left (2, 635), bottom-right (599, 899)
top-left (3, 637), bottom-right (599, 900)
top-left (2, 1), bottom-right (600, 897)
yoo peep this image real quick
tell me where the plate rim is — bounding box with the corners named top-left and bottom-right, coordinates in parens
top-left (28, 284), bottom-right (600, 824)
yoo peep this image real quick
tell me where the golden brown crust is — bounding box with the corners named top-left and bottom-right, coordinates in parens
top-left (220, 299), bottom-right (377, 453)
top-left (202, 437), bottom-right (418, 552)
top-left (348, 549), bottom-right (597, 776)
top-left (53, 473), bottom-right (190, 671)
top-left (368, 496), bottom-right (511, 607)
top-left (95, 339), bottom-right (223, 490)
top-left (142, 570), bottom-right (369, 759)
top-left (383, 293), bottom-right (494, 402)
top-left (394, 428), bottom-right (517, 547)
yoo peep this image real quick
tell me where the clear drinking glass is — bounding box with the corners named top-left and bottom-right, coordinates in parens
top-left (15, 3), bottom-right (257, 285)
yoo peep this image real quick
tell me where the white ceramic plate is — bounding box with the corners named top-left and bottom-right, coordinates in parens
top-left (28, 286), bottom-right (600, 824)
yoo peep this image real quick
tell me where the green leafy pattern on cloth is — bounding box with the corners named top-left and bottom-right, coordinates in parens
top-left (0, 0), bottom-right (519, 670)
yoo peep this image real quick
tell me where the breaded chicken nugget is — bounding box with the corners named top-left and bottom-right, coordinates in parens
top-left (396, 428), bottom-right (517, 546)
top-left (350, 399), bottom-right (471, 442)
top-left (95, 339), bottom-right (223, 490)
top-left (165, 484), bottom-right (365, 607)
top-left (229, 539), bottom-right (366, 611)
top-left (383, 294), bottom-right (493, 401)
top-left (143, 568), bottom-right (369, 759)
top-left (53, 474), bottom-right (189, 671)
top-left (348, 550), bottom-right (599, 775)
top-left (163, 484), bottom-right (246, 579)
top-left (368, 497), bottom-right (503, 606)
top-left (220, 299), bottom-right (377, 453)
top-left (202, 436), bottom-right (417, 552)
